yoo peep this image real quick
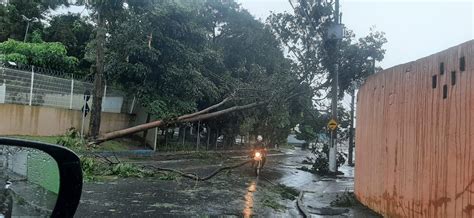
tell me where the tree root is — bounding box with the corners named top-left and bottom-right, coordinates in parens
top-left (144, 160), bottom-right (252, 181)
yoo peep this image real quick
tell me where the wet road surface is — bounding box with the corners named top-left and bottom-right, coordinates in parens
top-left (75, 148), bottom-right (379, 217)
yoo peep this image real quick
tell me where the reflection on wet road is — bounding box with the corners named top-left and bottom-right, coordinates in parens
top-left (242, 180), bottom-right (256, 217)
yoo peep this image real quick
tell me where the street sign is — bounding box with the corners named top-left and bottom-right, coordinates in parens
top-left (81, 103), bottom-right (90, 117)
top-left (327, 119), bottom-right (338, 131)
top-left (81, 90), bottom-right (91, 117)
top-left (80, 90), bottom-right (91, 139)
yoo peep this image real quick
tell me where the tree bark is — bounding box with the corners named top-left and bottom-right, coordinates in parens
top-left (89, 11), bottom-right (106, 139)
top-left (142, 113), bottom-right (151, 147)
top-left (178, 95), bottom-right (233, 120)
top-left (92, 100), bottom-right (266, 144)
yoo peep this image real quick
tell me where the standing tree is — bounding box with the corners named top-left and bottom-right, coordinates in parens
top-left (269, 0), bottom-right (387, 168)
top-left (75, 0), bottom-right (128, 139)
top-left (85, 0), bottom-right (313, 145)
top-left (43, 13), bottom-right (94, 75)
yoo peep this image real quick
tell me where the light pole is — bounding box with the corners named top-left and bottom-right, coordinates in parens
top-left (328, 0), bottom-right (344, 174)
top-left (21, 15), bottom-right (37, 42)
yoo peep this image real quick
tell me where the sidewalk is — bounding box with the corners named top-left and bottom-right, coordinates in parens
top-left (297, 165), bottom-right (380, 217)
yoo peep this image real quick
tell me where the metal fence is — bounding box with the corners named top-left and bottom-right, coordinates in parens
top-left (0, 64), bottom-right (135, 114)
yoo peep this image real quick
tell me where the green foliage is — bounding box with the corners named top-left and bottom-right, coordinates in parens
top-left (300, 146), bottom-right (346, 175)
top-left (0, 39), bottom-right (78, 73)
top-left (158, 172), bottom-right (181, 181)
top-left (0, 0), bottom-right (69, 41)
top-left (80, 156), bottom-right (99, 182)
top-left (261, 194), bottom-right (285, 211)
top-left (338, 28), bottom-right (388, 94)
top-left (110, 163), bottom-right (154, 178)
top-left (30, 30), bottom-right (44, 43)
top-left (272, 184), bottom-right (299, 201)
top-left (43, 13), bottom-right (94, 74)
top-left (80, 156), bottom-right (154, 182)
top-left (56, 128), bottom-right (85, 149)
top-left (0, 53), bottom-right (27, 64)
top-left (104, 1), bottom-right (226, 119)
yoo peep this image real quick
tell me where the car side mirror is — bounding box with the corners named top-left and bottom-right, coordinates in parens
top-left (0, 138), bottom-right (82, 218)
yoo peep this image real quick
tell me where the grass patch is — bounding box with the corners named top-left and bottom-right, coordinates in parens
top-left (10, 133), bottom-right (143, 153)
top-left (261, 194), bottom-right (285, 211)
top-left (9, 135), bottom-right (60, 144)
top-left (16, 196), bottom-right (27, 206)
top-left (96, 140), bottom-right (131, 152)
top-left (157, 172), bottom-right (181, 181)
top-left (271, 184), bottom-right (299, 201)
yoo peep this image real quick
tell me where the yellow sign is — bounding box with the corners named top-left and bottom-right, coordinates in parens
top-left (327, 119), bottom-right (338, 130)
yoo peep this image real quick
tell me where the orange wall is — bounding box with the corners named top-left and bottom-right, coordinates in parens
top-left (355, 40), bottom-right (474, 217)
top-left (0, 104), bottom-right (132, 136)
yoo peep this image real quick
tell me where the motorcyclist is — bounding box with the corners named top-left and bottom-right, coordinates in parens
top-left (252, 135), bottom-right (267, 167)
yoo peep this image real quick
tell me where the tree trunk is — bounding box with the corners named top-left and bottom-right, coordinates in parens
top-left (142, 113), bottom-right (151, 147)
top-left (89, 11), bottom-right (106, 139)
top-left (92, 100), bottom-right (265, 144)
top-left (208, 127), bottom-right (217, 149)
top-left (165, 129), bottom-right (168, 148)
top-left (223, 135), bottom-right (235, 148)
top-left (206, 127), bottom-right (210, 150)
top-left (348, 89), bottom-right (355, 166)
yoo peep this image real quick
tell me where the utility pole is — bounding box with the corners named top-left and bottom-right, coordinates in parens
top-left (348, 88), bottom-right (355, 166)
top-left (329, 0), bottom-right (341, 173)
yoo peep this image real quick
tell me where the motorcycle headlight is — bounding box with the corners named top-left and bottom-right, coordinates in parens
top-left (255, 152), bottom-right (261, 158)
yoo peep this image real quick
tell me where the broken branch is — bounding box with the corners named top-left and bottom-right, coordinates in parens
top-left (144, 160), bottom-right (251, 181)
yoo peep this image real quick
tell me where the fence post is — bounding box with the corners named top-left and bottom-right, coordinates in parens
top-left (182, 125), bottom-right (186, 147)
top-left (207, 128), bottom-right (210, 150)
top-left (101, 84), bottom-right (107, 112)
top-left (153, 127), bottom-right (157, 151)
top-left (28, 66), bottom-right (34, 106)
top-left (103, 84), bottom-right (107, 98)
top-left (196, 121), bottom-right (200, 151)
top-left (129, 96), bottom-right (136, 114)
top-left (69, 79), bottom-right (74, 109)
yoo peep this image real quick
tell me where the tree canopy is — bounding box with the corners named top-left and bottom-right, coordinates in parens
top-left (0, 0), bottom-right (387, 147)
top-left (0, 39), bottom-right (78, 72)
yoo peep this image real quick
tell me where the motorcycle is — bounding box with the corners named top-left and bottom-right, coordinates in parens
top-left (252, 150), bottom-right (265, 177)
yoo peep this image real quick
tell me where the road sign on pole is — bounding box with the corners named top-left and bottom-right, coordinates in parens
top-left (328, 119), bottom-right (338, 131)
top-left (81, 90), bottom-right (91, 139)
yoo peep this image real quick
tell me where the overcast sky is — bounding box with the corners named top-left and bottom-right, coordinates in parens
top-left (56, 0), bottom-right (473, 69)
top-left (237, 0), bottom-right (473, 69)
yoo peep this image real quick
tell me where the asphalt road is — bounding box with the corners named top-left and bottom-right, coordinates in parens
top-left (75, 148), bottom-right (379, 217)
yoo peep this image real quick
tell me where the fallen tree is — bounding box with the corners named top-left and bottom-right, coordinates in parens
top-left (144, 160), bottom-right (252, 181)
top-left (91, 96), bottom-right (267, 145)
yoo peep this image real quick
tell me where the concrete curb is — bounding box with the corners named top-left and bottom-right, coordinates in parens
top-left (297, 191), bottom-right (310, 218)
